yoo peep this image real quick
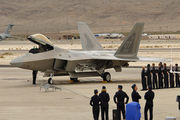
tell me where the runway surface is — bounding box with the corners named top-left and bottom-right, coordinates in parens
top-left (0, 67), bottom-right (180, 120)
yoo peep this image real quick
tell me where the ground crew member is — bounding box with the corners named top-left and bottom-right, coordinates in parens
top-left (151, 63), bottom-right (158, 89)
top-left (157, 64), bottom-right (163, 88)
top-left (146, 64), bottom-right (152, 86)
top-left (32, 70), bottom-right (38, 85)
top-left (175, 64), bottom-right (180, 87)
top-left (144, 85), bottom-right (155, 120)
top-left (169, 64), bottom-right (174, 88)
top-left (141, 66), bottom-right (147, 90)
top-left (99, 86), bottom-right (110, 120)
top-left (90, 89), bottom-right (101, 120)
top-left (131, 84), bottom-right (141, 103)
top-left (162, 63), bottom-right (169, 88)
top-left (114, 85), bottom-right (129, 120)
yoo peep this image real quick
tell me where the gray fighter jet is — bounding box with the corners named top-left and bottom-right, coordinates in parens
top-left (10, 22), bottom-right (170, 84)
top-left (0, 23), bottom-right (15, 42)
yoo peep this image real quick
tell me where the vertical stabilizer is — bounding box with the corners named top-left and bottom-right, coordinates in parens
top-left (114, 23), bottom-right (144, 58)
top-left (78, 22), bottom-right (103, 51)
top-left (5, 23), bottom-right (14, 34)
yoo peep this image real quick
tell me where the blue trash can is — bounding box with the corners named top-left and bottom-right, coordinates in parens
top-left (126, 102), bottom-right (141, 120)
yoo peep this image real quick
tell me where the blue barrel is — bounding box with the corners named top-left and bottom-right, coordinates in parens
top-left (126, 102), bottom-right (141, 120)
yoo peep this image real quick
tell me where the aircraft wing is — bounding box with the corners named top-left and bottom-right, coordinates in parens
top-left (89, 55), bottom-right (170, 62)
top-left (9, 36), bottom-right (22, 39)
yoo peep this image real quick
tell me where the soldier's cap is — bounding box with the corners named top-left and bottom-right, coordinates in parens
top-left (147, 64), bottom-right (150, 67)
top-left (176, 64), bottom-right (178, 66)
top-left (148, 85), bottom-right (152, 90)
top-left (102, 86), bottom-right (106, 89)
top-left (118, 85), bottom-right (123, 89)
top-left (94, 89), bottom-right (98, 94)
top-left (131, 84), bottom-right (136, 89)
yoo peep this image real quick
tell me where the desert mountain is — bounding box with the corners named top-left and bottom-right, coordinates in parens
top-left (0, 0), bottom-right (180, 34)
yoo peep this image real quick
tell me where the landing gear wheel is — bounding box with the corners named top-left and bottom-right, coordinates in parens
top-left (103, 72), bottom-right (111, 82)
top-left (48, 78), bottom-right (54, 84)
top-left (70, 78), bottom-right (78, 82)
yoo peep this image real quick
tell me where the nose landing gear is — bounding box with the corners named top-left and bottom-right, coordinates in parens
top-left (48, 73), bottom-right (54, 84)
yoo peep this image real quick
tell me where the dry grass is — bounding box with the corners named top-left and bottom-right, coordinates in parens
top-left (0, 55), bottom-right (4, 58)
top-left (2, 52), bottom-right (13, 55)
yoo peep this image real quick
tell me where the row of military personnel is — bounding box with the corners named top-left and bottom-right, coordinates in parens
top-left (141, 62), bottom-right (180, 90)
top-left (90, 84), bottom-right (154, 120)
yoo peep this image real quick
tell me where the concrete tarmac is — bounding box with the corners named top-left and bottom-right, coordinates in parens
top-left (0, 67), bottom-right (180, 120)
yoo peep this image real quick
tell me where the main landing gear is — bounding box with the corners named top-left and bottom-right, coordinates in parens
top-left (98, 68), bottom-right (111, 82)
top-left (48, 73), bottom-right (54, 84)
top-left (102, 72), bottom-right (111, 82)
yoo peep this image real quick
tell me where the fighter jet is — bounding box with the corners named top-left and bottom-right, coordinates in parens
top-left (10, 22), bottom-right (170, 84)
top-left (0, 23), bottom-right (15, 42)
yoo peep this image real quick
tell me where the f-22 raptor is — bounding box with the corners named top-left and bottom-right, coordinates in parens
top-left (10, 22), bottom-right (170, 84)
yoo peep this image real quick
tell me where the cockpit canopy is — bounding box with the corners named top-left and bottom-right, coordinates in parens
top-left (27, 33), bottom-right (54, 53)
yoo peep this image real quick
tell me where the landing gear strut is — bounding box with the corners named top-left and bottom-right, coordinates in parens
top-left (102, 72), bottom-right (111, 82)
top-left (48, 73), bottom-right (54, 84)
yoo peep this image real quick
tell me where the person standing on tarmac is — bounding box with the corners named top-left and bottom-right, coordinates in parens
top-left (32, 70), bottom-right (38, 85)
top-left (162, 63), bottom-right (169, 88)
top-left (146, 64), bottom-right (152, 86)
top-left (169, 64), bottom-right (175, 88)
top-left (157, 64), bottom-right (163, 88)
top-left (131, 84), bottom-right (141, 103)
top-left (151, 63), bottom-right (158, 89)
top-left (159, 62), bottom-right (163, 68)
top-left (29, 47), bottom-right (39, 85)
top-left (144, 85), bottom-right (155, 120)
top-left (141, 66), bottom-right (147, 90)
top-left (90, 89), bottom-right (101, 120)
top-left (175, 64), bottom-right (180, 87)
top-left (114, 85), bottom-right (129, 120)
top-left (99, 86), bottom-right (110, 120)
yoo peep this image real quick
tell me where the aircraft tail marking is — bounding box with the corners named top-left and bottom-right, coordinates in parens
top-left (114, 23), bottom-right (144, 58)
top-left (5, 23), bottom-right (14, 34)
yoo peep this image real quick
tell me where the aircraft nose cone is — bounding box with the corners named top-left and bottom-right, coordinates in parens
top-left (10, 56), bottom-right (24, 67)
